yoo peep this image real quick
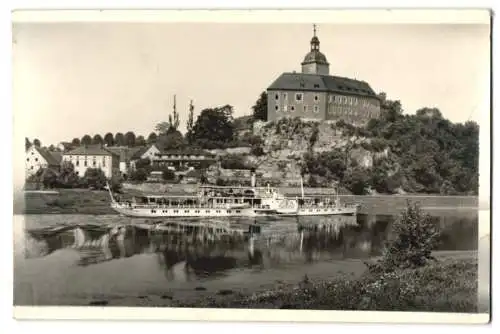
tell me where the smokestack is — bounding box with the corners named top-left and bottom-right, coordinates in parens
top-left (251, 170), bottom-right (256, 188)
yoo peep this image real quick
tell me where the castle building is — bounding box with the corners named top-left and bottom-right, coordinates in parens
top-left (267, 25), bottom-right (381, 126)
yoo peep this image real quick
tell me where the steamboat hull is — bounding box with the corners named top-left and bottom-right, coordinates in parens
top-left (111, 204), bottom-right (257, 218)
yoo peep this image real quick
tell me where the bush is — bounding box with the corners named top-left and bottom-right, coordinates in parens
top-left (221, 154), bottom-right (252, 170)
top-left (129, 168), bottom-right (148, 182)
top-left (82, 168), bottom-right (107, 190)
top-left (162, 169), bottom-right (176, 181)
top-left (369, 201), bottom-right (441, 273)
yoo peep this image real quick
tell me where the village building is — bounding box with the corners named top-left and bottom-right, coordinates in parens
top-left (129, 144), bottom-right (162, 170)
top-left (266, 25), bottom-right (381, 126)
top-left (105, 146), bottom-right (142, 178)
top-left (62, 145), bottom-right (120, 178)
top-left (151, 149), bottom-right (217, 171)
top-left (25, 145), bottom-right (63, 178)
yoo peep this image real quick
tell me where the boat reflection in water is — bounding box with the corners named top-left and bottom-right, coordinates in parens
top-left (23, 212), bottom-right (477, 282)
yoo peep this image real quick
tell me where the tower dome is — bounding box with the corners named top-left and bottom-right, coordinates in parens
top-left (301, 24), bottom-right (330, 75)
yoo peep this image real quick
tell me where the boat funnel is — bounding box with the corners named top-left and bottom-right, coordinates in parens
top-left (251, 171), bottom-right (256, 188)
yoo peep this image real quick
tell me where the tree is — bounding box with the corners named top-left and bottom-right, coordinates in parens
top-left (82, 168), bottom-right (107, 189)
top-left (135, 135), bottom-right (146, 147)
top-left (33, 138), bottom-right (41, 147)
top-left (135, 158), bottom-right (152, 172)
top-left (92, 134), bottom-right (104, 145)
top-left (129, 168), bottom-right (148, 182)
top-left (71, 138), bottom-right (81, 146)
top-left (155, 95), bottom-right (180, 135)
top-left (81, 135), bottom-right (92, 146)
top-left (190, 105), bottom-right (234, 148)
top-left (162, 169), bottom-right (176, 181)
top-left (48, 144), bottom-right (57, 151)
top-left (147, 132), bottom-right (157, 144)
top-left (252, 91), bottom-right (268, 122)
top-left (344, 167), bottom-right (371, 195)
top-left (125, 131), bottom-right (136, 147)
top-left (158, 130), bottom-right (186, 150)
top-left (104, 132), bottom-right (114, 147)
top-left (370, 201), bottom-right (441, 273)
top-left (25, 138), bottom-right (31, 151)
top-left (57, 161), bottom-right (80, 188)
top-left (41, 168), bottom-right (58, 189)
top-left (114, 132), bottom-right (125, 146)
top-left (155, 122), bottom-right (170, 135)
top-left (186, 100), bottom-right (195, 143)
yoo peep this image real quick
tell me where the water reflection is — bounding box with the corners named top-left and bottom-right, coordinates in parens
top-left (22, 213), bottom-right (478, 281)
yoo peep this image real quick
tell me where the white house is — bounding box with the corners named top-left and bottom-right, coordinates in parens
top-left (25, 145), bottom-right (62, 178)
top-left (62, 145), bottom-right (120, 179)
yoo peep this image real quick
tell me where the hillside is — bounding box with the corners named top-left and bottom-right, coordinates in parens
top-left (222, 97), bottom-right (478, 196)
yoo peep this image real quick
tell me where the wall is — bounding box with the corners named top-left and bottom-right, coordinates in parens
top-left (267, 90), bottom-right (327, 122)
top-left (25, 146), bottom-right (49, 177)
top-left (63, 154), bottom-right (117, 178)
top-left (326, 94), bottom-right (381, 126)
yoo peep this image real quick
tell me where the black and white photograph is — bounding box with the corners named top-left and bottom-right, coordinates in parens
top-left (10, 8), bottom-right (491, 324)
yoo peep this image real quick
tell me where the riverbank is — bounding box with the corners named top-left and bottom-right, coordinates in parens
top-left (57, 251), bottom-right (477, 312)
top-left (16, 187), bottom-right (479, 215)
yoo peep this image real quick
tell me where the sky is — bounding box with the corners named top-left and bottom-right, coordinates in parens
top-left (12, 21), bottom-right (490, 147)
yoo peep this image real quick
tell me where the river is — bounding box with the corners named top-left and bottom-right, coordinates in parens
top-left (13, 210), bottom-right (478, 306)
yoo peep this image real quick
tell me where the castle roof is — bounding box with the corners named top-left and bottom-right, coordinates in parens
top-left (267, 72), bottom-right (378, 98)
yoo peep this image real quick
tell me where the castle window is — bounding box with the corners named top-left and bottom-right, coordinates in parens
top-left (26, 158), bottom-right (29, 162)
top-left (343, 96), bottom-right (348, 104)
top-left (76, 160), bottom-right (79, 166)
top-left (283, 93), bottom-right (288, 100)
top-left (295, 93), bottom-right (303, 102)
top-left (313, 106), bottom-right (319, 113)
top-left (35, 158), bottom-right (38, 162)
top-left (290, 106), bottom-right (295, 112)
top-left (303, 105), bottom-right (307, 112)
top-left (103, 157), bottom-right (106, 167)
top-left (275, 105), bottom-right (279, 111)
top-left (354, 97), bottom-right (358, 105)
top-left (84, 159), bottom-right (87, 167)
top-left (314, 95), bottom-right (319, 102)
top-left (275, 93), bottom-right (279, 100)
top-left (314, 84), bottom-right (320, 88)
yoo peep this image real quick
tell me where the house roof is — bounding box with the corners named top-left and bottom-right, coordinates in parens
top-left (49, 151), bottom-right (63, 164)
top-left (32, 146), bottom-right (60, 166)
top-left (106, 146), bottom-right (142, 162)
top-left (267, 72), bottom-right (378, 98)
top-left (158, 148), bottom-right (215, 157)
top-left (64, 145), bottom-right (119, 157)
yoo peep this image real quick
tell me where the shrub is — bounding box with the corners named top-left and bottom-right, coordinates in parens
top-left (162, 169), bottom-right (176, 181)
top-left (82, 168), bottom-right (107, 190)
top-left (369, 201), bottom-right (441, 273)
top-left (129, 168), bottom-right (148, 182)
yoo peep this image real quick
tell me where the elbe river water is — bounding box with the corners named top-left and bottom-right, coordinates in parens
top-left (13, 211), bottom-right (478, 306)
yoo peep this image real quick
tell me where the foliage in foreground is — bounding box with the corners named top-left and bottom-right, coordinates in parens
top-left (173, 202), bottom-right (476, 312)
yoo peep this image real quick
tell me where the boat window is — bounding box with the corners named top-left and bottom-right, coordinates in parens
top-left (151, 210), bottom-right (156, 213)
top-left (206, 210), bottom-right (210, 213)
top-left (227, 210), bottom-right (231, 214)
top-left (236, 210), bottom-right (241, 213)
top-left (174, 210), bottom-right (178, 213)
top-left (184, 210), bottom-right (189, 213)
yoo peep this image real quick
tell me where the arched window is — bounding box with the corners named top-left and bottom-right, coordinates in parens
top-left (313, 105), bottom-right (319, 113)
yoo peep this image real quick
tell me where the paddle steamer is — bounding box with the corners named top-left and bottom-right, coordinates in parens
top-left (107, 175), bottom-right (358, 218)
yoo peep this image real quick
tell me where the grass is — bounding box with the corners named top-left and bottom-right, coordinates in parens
top-left (172, 256), bottom-right (477, 312)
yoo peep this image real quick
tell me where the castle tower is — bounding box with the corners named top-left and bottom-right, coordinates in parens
top-left (301, 24), bottom-right (330, 75)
